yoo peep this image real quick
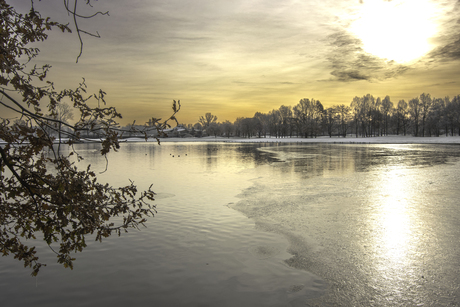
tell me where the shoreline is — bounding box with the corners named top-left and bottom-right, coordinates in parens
top-left (3, 135), bottom-right (460, 146)
top-left (152, 135), bottom-right (460, 145)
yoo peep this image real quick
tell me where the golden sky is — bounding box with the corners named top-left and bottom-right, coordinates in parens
top-left (16, 0), bottom-right (460, 125)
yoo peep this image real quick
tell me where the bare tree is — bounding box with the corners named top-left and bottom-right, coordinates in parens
top-left (419, 93), bottom-right (432, 137)
top-left (336, 104), bottom-right (351, 137)
top-left (198, 113), bottom-right (218, 130)
top-left (409, 97), bottom-right (421, 136)
top-left (396, 100), bottom-right (408, 135)
top-left (222, 120), bottom-right (233, 138)
top-left (381, 96), bottom-right (393, 136)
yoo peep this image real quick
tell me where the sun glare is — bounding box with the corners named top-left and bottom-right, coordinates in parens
top-left (350, 0), bottom-right (439, 63)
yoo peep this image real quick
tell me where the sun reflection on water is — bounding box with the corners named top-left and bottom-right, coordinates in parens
top-left (379, 169), bottom-right (412, 258)
top-left (369, 166), bottom-right (419, 286)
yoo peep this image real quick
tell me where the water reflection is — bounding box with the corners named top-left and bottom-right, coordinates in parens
top-left (3, 142), bottom-right (460, 307)
top-left (235, 143), bottom-right (460, 306)
top-left (371, 167), bottom-right (415, 280)
top-left (3, 141), bottom-right (330, 307)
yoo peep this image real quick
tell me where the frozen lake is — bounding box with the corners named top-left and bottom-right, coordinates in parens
top-left (1, 142), bottom-right (460, 306)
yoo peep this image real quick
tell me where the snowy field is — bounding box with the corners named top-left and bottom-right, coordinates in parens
top-left (4, 135), bottom-right (460, 146)
top-left (146, 135), bottom-right (460, 144)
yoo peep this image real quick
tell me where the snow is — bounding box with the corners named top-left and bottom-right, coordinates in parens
top-left (150, 135), bottom-right (460, 144)
top-left (4, 135), bottom-right (460, 145)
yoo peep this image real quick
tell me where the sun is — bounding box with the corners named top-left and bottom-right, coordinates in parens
top-left (349, 0), bottom-right (439, 63)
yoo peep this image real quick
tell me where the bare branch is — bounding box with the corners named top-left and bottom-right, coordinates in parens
top-left (62, 0), bottom-right (110, 62)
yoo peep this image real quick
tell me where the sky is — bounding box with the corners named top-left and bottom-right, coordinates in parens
top-left (13, 0), bottom-right (460, 125)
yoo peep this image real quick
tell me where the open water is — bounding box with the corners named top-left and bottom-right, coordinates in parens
top-left (1, 142), bottom-right (460, 306)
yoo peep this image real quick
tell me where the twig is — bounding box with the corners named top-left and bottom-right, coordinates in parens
top-left (62, 0), bottom-right (109, 62)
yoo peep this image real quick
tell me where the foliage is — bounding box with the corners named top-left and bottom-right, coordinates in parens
top-left (0, 0), bottom-right (179, 275)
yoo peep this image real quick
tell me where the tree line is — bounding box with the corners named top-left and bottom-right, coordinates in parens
top-left (186, 93), bottom-right (460, 138)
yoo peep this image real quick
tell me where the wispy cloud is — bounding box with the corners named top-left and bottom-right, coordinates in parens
top-left (325, 30), bottom-right (409, 82)
top-left (428, 81), bottom-right (457, 88)
top-left (12, 0), bottom-right (460, 124)
top-left (422, 1), bottom-right (460, 62)
top-left (431, 39), bottom-right (460, 61)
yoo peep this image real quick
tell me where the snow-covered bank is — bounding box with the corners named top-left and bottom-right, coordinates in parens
top-left (151, 135), bottom-right (460, 145)
top-left (4, 135), bottom-right (460, 145)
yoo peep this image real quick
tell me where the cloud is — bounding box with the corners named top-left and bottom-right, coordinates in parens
top-left (428, 81), bottom-right (457, 88)
top-left (431, 38), bottom-right (460, 61)
top-left (325, 30), bottom-right (409, 82)
top-left (279, 82), bottom-right (295, 85)
top-left (423, 1), bottom-right (460, 62)
top-left (168, 36), bottom-right (211, 41)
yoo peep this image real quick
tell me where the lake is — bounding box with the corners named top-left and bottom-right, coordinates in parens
top-left (1, 142), bottom-right (460, 306)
